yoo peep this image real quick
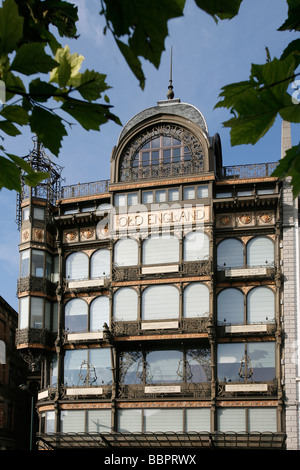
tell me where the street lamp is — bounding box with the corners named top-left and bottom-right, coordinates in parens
top-left (18, 384), bottom-right (34, 451)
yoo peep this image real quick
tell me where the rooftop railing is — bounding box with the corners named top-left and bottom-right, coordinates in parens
top-left (59, 179), bottom-right (110, 200)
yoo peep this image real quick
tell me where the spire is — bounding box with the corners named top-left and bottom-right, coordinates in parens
top-left (167, 46), bottom-right (174, 100)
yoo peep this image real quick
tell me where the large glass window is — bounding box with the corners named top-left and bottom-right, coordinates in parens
top-left (217, 408), bottom-right (277, 432)
top-left (146, 350), bottom-right (182, 384)
top-left (19, 296), bottom-right (53, 330)
top-left (90, 296), bottom-right (109, 331)
top-left (64, 348), bottom-right (112, 387)
top-left (20, 250), bottom-right (30, 277)
top-left (247, 287), bottom-right (275, 323)
top-left (91, 249), bottom-right (110, 279)
top-left (247, 236), bottom-right (274, 266)
top-left (217, 238), bottom-right (244, 269)
top-left (65, 298), bottom-right (88, 333)
top-left (217, 342), bottom-right (275, 382)
top-left (66, 252), bottom-right (88, 280)
top-left (113, 288), bottom-right (138, 321)
top-left (217, 288), bottom-right (244, 325)
top-left (60, 410), bottom-right (111, 433)
top-left (142, 285), bottom-right (179, 320)
top-left (184, 231), bottom-right (209, 261)
top-left (184, 283), bottom-right (209, 318)
top-left (143, 234), bottom-right (179, 265)
top-left (114, 238), bottom-right (138, 266)
top-left (19, 297), bottom-right (29, 329)
top-left (31, 250), bottom-right (44, 277)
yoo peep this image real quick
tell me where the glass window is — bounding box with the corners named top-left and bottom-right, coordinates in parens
top-left (186, 408), bottom-right (210, 432)
top-left (52, 256), bottom-right (59, 283)
top-left (89, 348), bottom-right (112, 385)
top-left (144, 409), bottom-right (183, 432)
top-left (184, 186), bottom-right (195, 200)
top-left (237, 190), bottom-right (252, 196)
top-left (115, 194), bottom-right (126, 207)
top-left (91, 249), bottom-right (110, 279)
top-left (257, 188), bottom-right (275, 195)
top-left (169, 188), bottom-right (179, 201)
top-left (247, 287), bottom-right (275, 324)
top-left (197, 185), bottom-right (208, 198)
top-left (186, 348), bottom-right (211, 383)
top-left (41, 411), bottom-right (55, 434)
top-left (217, 238), bottom-right (244, 269)
top-left (64, 349), bottom-right (87, 386)
top-left (155, 190), bottom-right (166, 202)
top-left (113, 288), bottom-right (138, 321)
top-left (45, 253), bottom-right (52, 280)
top-left (248, 342), bottom-right (275, 381)
top-left (248, 408), bottom-right (277, 432)
top-left (65, 298), bottom-right (88, 333)
top-left (33, 207), bottom-right (45, 220)
top-left (66, 252), bottom-right (88, 280)
top-left (247, 236), bottom-right (274, 267)
top-left (128, 193), bottom-right (138, 206)
top-left (61, 410), bottom-right (85, 433)
top-left (114, 238), bottom-right (138, 266)
top-left (22, 207), bottom-right (29, 222)
top-left (216, 192), bottom-right (232, 198)
top-left (45, 300), bottom-right (51, 330)
top-left (146, 350), bottom-right (182, 384)
top-left (184, 283), bottom-right (209, 318)
top-left (31, 249), bottom-right (44, 277)
top-left (143, 234), bottom-right (179, 265)
top-left (86, 410), bottom-right (111, 433)
top-left (90, 296), bottom-right (109, 331)
top-left (217, 408), bottom-right (277, 432)
top-left (142, 285), bottom-right (179, 320)
top-left (217, 408), bottom-right (245, 432)
top-left (184, 230), bottom-right (209, 261)
top-left (19, 297), bottom-right (29, 329)
top-left (118, 409), bottom-right (142, 433)
top-left (217, 288), bottom-right (244, 325)
top-left (119, 351), bottom-right (143, 385)
top-left (20, 250), bottom-right (30, 277)
top-left (30, 297), bottom-right (44, 328)
top-left (143, 191), bottom-right (154, 204)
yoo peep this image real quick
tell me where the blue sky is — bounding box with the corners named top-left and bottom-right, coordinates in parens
top-left (0, 0), bottom-right (298, 311)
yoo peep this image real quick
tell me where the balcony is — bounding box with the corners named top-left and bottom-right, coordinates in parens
top-left (217, 162), bottom-right (278, 180)
top-left (217, 380), bottom-right (278, 397)
top-left (217, 265), bottom-right (275, 281)
top-left (16, 327), bottom-right (55, 347)
top-left (17, 276), bottom-right (57, 296)
top-left (118, 382), bottom-right (211, 399)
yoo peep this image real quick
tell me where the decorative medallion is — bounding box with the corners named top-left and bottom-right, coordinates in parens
top-left (259, 213), bottom-right (272, 224)
top-left (81, 228), bottom-right (94, 240)
top-left (33, 229), bottom-right (44, 241)
top-left (22, 230), bottom-right (29, 242)
top-left (239, 214), bottom-right (252, 225)
top-left (220, 215), bottom-right (231, 226)
top-left (65, 231), bottom-right (76, 242)
top-left (96, 221), bottom-right (110, 239)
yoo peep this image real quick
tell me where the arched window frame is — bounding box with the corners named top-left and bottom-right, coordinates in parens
top-left (114, 237), bottom-right (139, 266)
top-left (65, 248), bottom-right (110, 281)
top-left (64, 295), bottom-right (110, 333)
top-left (142, 284), bottom-right (180, 321)
top-left (217, 235), bottom-right (275, 270)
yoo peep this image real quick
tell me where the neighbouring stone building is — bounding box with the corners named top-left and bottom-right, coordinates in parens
top-left (14, 90), bottom-right (299, 450)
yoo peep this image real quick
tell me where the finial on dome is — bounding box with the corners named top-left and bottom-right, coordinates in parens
top-left (167, 46), bottom-right (174, 100)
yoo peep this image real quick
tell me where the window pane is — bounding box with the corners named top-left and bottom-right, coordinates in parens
top-left (19, 297), bottom-right (29, 329)
top-left (248, 342), bottom-right (275, 381)
top-left (87, 410), bottom-right (111, 432)
top-left (197, 185), bottom-right (208, 198)
top-left (61, 410), bottom-right (85, 433)
top-left (30, 297), bottom-right (43, 328)
top-left (184, 283), bottom-right (209, 318)
top-left (184, 186), bottom-right (195, 200)
top-left (45, 411), bottom-right (55, 434)
top-left (31, 249), bottom-right (44, 277)
top-left (118, 409), bottom-right (142, 432)
top-left (186, 408), bottom-right (210, 432)
top-left (248, 408), bottom-right (277, 432)
top-left (217, 238), bottom-right (243, 268)
top-left (91, 249), bottom-right (110, 279)
top-left (217, 288), bottom-right (244, 325)
top-left (64, 349), bottom-right (86, 386)
top-left (144, 409), bottom-right (183, 432)
top-left (217, 408), bottom-right (245, 432)
top-left (65, 298), bottom-right (88, 333)
top-left (46, 253), bottom-right (52, 280)
top-left (143, 234), bottom-right (179, 265)
top-left (114, 238), bottom-right (138, 266)
top-left (128, 193), bottom-right (138, 205)
top-left (247, 287), bottom-right (275, 324)
top-left (66, 252), bottom-right (88, 280)
top-left (156, 190), bottom-right (166, 202)
top-left (247, 236), bottom-right (274, 266)
top-left (90, 296), bottom-right (109, 331)
top-left (186, 348), bottom-right (211, 383)
top-left (146, 350), bottom-right (182, 384)
top-left (113, 288), bottom-right (138, 321)
top-left (217, 343), bottom-right (244, 382)
top-left (142, 285), bottom-right (179, 320)
top-left (22, 207), bottom-right (29, 221)
top-left (184, 231), bottom-right (209, 261)
top-left (115, 194), bottom-right (126, 207)
top-left (143, 191), bottom-right (153, 204)
top-left (89, 348), bottom-right (112, 385)
top-left (20, 250), bottom-right (30, 277)
top-left (169, 188), bottom-right (179, 201)
top-left (45, 300), bottom-right (51, 330)
top-left (119, 351), bottom-right (143, 385)
top-left (33, 207), bottom-right (45, 220)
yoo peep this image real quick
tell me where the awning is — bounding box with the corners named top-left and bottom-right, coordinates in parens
top-left (37, 431), bottom-right (286, 450)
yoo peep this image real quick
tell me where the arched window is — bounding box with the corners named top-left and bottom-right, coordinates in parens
top-left (247, 287), bottom-right (275, 323)
top-left (142, 285), bottom-right (179, 320)
top-left (184, 231), bottom-right (209, 261)
top-left (90, 296), bottom-right (110, 331)
top-left (184, 283), bottom-right (209, 318)
top-left (113, 288), bottom-right (138, 321)
top-left (217, 288), bottom-right (244, 325)
top-left (119, 125), bottom-right (204, 182)
top-left (91, 249), bottom-right (110, 278)
top-left (143, 234), bottom-right (179, 265)
top-left (114, 238), bottom-right (138, 266)
top-left (217, 238), bottom-right (244, 269)
top-left (65, 298), bottom-right (88, 333)
top-left (247, 236), bottom-right (274, 267)
top-left (66, 252), bottom-right (88, 280)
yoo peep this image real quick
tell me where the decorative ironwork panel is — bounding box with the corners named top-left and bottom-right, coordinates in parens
top-left (60, 179), bottom-right (110, 199)
top-left (17, 276), bottom-right (57, 296)
top-left (217, 162), bottom-right (278, 180)
top-left (16, 327), bottom-right (54, 346)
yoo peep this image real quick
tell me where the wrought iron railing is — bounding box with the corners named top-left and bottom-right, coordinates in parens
top-left (59, 179), bottom-right (110, 199)
top-left (217, 162), bottom-right (278, 180)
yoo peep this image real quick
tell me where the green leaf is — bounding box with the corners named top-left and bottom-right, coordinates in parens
top-left (0, 120), bottom-right (21, 136)
top-left (61, 100), bottom-right (121, 131)
top-left (0, 0), bottom-right (23, 55)
top-left (116, 39), bottom-right (145, 90)
top-left (0, 155), bottom-right (21, 191)
top-left (0, 105), bottom-right (29, 125)
top-left (29, 106), bottom-right (67, 156)
top-left (50, 45), bottom-right (84, 86)
top-left (278, 0), bottom-right (300, 32)
top-left (76, 69), bottom-right (111, 102)
top-left (6, 153), bottom-right (49, 184)
top-left (10, 42), bottom-right (58, 76)
top-left (272, 143), bottom-right (300, 196)
top-left (3, 71), bottom-right (26, 101)
top-left (194, 0), bottom-right (243, 22)
top-left (29, 78), bottom-right (58, 103)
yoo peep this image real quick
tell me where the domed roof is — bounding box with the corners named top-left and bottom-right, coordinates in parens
top-left (117, 99), bottom-right (209, 145)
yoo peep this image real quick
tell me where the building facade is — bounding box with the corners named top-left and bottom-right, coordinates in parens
top-left (15, 96), bottom-right (298, 450)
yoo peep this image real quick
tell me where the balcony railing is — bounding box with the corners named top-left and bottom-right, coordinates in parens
top-left (217, 162), bottom-right (278, 180)
top-left (59, 179), bottom-right (110, 200)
